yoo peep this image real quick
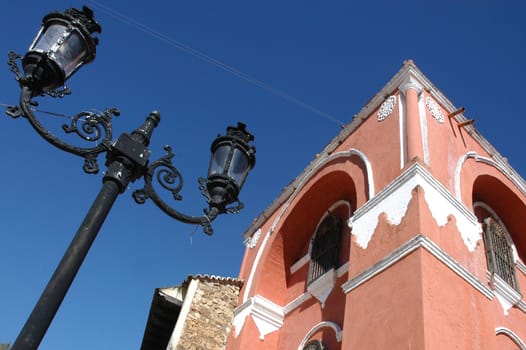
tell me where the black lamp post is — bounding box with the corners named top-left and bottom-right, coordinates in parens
top-left (5, 6), bottom-right (255, 350)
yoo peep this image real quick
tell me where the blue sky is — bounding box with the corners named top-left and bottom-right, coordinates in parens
top-left (0, 1), bottom-right (524, 349)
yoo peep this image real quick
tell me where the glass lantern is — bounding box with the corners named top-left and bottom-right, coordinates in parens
top-left (206, 122), bottom-right (256, 209)
top-left (22, 6), bottom-right (101, 92)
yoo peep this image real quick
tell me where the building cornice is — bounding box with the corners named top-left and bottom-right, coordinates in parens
top-left (232, 295), bottom-right (284, 340)
top-left (341, 234), bottom-right (494, 300)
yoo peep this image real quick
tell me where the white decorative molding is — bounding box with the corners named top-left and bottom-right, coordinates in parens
top-left (243, 148), bottom-right (374, 302)
top-left (336, 261), bottom-right (349, 278)
top-left (341, 234), bottom-right (494, 300)
top-left (399, 75), bottom-right (423, 96)
top-left (377, 95), bottom-right (397, 121)
top-left (488, 272), bottom-right (524, 316)
top-left (307, 268), bottom-right (337, 307)
top-left (244, 228), bottom-right (261, 248)
top-left (283, 292), bottom-right (312, 315)
top-left (419, 93), bottom-right (430, 165)
top-left (233, 295), bottom-right (284, 340)
top-left (243, 229), bottom-right (271, 302)
top-left (284, 261), bottom-right (348, 315)
top-left (297, 321), bottom-right (343, 350)
top-left (425, 96), bottom-right (445, 123)
top-left (454, 151), bottom-right (526, 201)
top-left (399, 94), bottom-right (406, 168)
top-left (290, 254), bottom-right (310, 274)
top-left (235, 261), bottom-right (349, 322)
top-left (517, 261), bottom-right (526, 275)
top-left (496, 327), bottom-right (526, 350)
top-left (348, 162), bottom-right (481, 251)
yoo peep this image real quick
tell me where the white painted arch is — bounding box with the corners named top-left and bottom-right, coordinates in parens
top-left (454, 151), bottom-right (526, 202)
top-left (297, 321), bottom-right (343, 350)
top-left (496, 327), bottom-right (526, 350)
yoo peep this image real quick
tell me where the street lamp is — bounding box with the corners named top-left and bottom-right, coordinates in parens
top-left (5, 6), bottom-right (256, 350)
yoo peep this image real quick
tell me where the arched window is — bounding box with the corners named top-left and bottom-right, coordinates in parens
top-left (303, 339), bottom-right (326, 350)
top-left (483, 217), bottom-right (520, 291)
top-left (308, 213), bottom-right (343, 284)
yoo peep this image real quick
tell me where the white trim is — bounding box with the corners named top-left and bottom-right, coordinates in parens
top-left (232, 295), bottom-right (284, 340)
top-left (419, 93), bottom-right (430, 166)
top-left (307, 268), bottom-right (336, 307)
top-left (496, 327), bottom-right (526, 350)
top-left (341, 234), bottom-right (494, 300)
top-left (399, 75), bottom-right (423, 96)
top-left (234, 261), bottom-right (349, 327)
top-left (243, 227), bottom-right (271, 302)
top-left (283, 292), bottom-right (312, 315)
top-left (377, 95), bottom-right (397, 121)
top-left (399, 76), bottom-right (424, 169)
top-left (337, 261), bottom-right (349, 278)
top-left (348, 162), bottom-right (481, 251)
top-left (245, 228), bottom-right (262, 248)
top-left (517, 261), bottom-right (526, 275)
top-left (297, 321), bottom-right (343, 350)
top-left (398, 94), bottom-right (406, 169)
top-left (454, 151), bottom-right (526, 201)
top-left (166, 279), bottom-right (199, 350)
top-left (347, 149), bottom-right (375, 198)
top-left (290, 253), bottom-right (351, 277)
top-left (290, 254), bottom-right (310, 274)
top-left (424, 96), bottom-right (446, 123)
top-left (488, 271), bottom-right (524, 316)
top-left (284, 261), bottom-right (349, 315)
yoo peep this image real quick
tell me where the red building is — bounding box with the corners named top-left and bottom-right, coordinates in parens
top-left (226, 61), bottom-right (526, 350)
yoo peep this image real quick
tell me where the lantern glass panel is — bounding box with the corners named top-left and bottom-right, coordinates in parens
top-left (53, 30), bottom-right (87, 77)
top-left (209, 144), bottom-right (230, 176)
top-left (228, 148), bottom-right (249, 186)
top-left (32, 24), bottom-right (67, 53)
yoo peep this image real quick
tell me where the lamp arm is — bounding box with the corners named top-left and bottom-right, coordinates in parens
top-left (132, 145), bottom-right (220, 234)
top-left (5, 52), bottom-right (119, 174)
top-left (5, 85), bottom-right (118, 174)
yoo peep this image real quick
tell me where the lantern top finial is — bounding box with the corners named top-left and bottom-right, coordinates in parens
top-left (226, 122), bottom-right (254, 144)
top-left (45, 6), bottom-right (101, 34)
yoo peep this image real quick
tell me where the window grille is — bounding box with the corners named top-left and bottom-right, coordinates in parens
top-left (483, 217), bottom-right (520, 291)
top-left (308, 213), bottom-right (342, 284)
top-left (303, 339), bottom-right (325, 350)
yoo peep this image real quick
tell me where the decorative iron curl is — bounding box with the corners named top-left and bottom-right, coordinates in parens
top-left (7, 51), bottom-right (22, 81)
top-left (62, 108), bottom-right (119, 143)
top-left (132, 145), bottom-right (219, 235)
top-left (152, 146), bottom-right (184, 201)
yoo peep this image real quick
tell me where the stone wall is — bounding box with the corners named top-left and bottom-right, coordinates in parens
top-left (175, 277), bottom-right (241, 350)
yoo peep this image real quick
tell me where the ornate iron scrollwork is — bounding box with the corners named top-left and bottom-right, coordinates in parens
top-left (133, 145), bottom-right (220, 234)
